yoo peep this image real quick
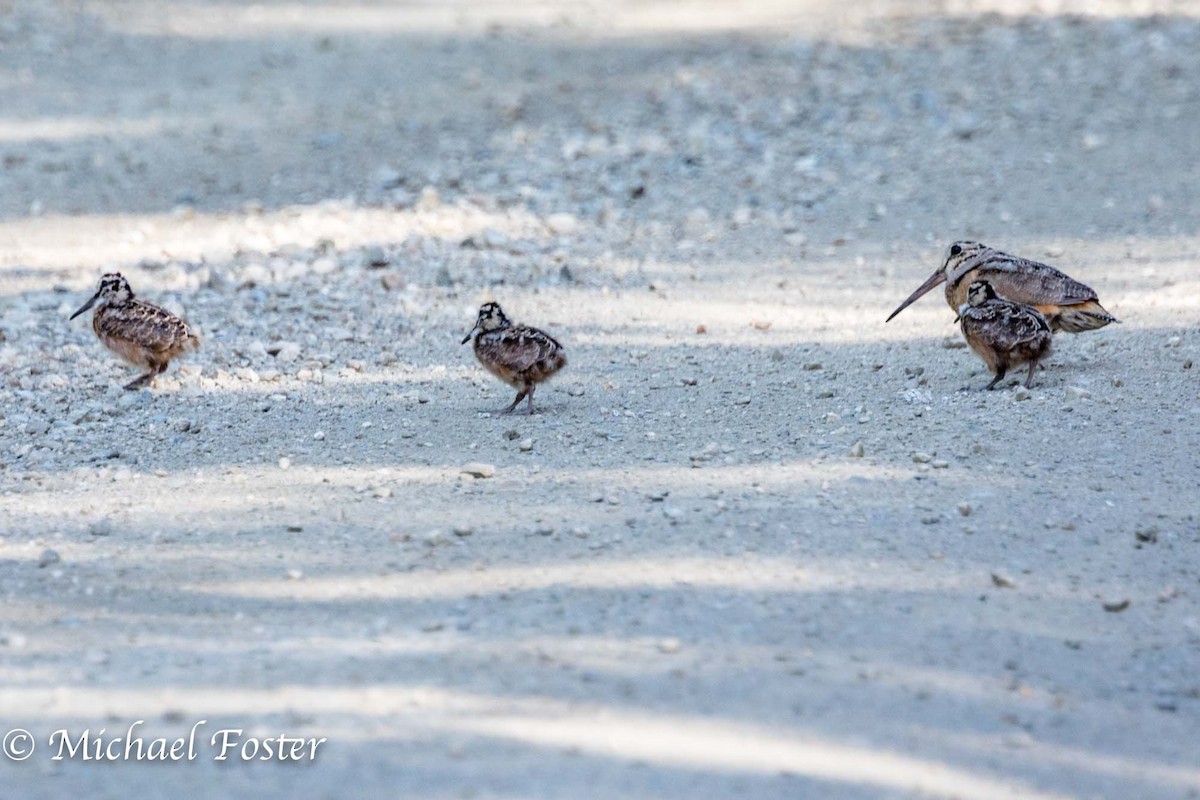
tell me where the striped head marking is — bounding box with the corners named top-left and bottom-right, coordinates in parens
top-left (462, 302), bottom-right (511, 343)
top-left (942, 241), bottom-right (990, 288)
top-left (966, 280), bottom-right (997, 307)
top-left (70, 272), bottom-right (133, 320)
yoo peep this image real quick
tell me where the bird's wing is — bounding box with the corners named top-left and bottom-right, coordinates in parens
top-left (965, 300), bottom-right (1050, 350)
top-left (977, 253), bottom-right (1099, 306)
top-left (98, 302), bottom-right (194, 354)
top-left (483, 326), bottom-right (563, 375)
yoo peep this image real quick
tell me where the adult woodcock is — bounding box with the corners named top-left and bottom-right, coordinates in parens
top-left (70, 273), bottom-right (201, 390)
top-left (887, 241), bottom-right (1119, 333)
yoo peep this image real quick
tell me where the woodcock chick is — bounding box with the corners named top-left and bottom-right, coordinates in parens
top-left (462, 302), bottom-right (566, 415)
top-left (958, 280), bottom-right (1052, 390)
top-left (887, 240), bottom-right (1118, 333)
top-left (70, 273), bottom-right (201, 390)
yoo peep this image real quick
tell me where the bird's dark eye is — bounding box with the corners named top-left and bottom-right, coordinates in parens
top-left (950, 244), bottom-right (962, 256)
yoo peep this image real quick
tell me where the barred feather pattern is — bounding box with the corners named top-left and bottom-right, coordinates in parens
top-left (93, 299), bottom-right (200, 370)
top-left (944, 242), bottom-right (1118, 332)
top-left (473, 324), bottom-right (566, 389)
top-left (959, 286), bottom-right (1052, 384)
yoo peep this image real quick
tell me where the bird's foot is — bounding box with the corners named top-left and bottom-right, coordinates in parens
top-left (124, 373), bottom-right (155, 391)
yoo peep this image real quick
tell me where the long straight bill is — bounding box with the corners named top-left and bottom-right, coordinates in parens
top-left (885, 271), bottom-right (947, 322)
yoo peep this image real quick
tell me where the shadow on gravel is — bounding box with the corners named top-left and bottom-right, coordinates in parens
top-left (2, 537), bottom-right (1199, 799)
top-left (0, 6), bottom-right (1198, 244)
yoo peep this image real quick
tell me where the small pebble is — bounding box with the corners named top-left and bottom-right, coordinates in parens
top-left (360, 245), bottom-right (388, 268)
top-left (0, 632), bottom-right (28, 649)
top-left (459, 462), bottom-right (496, 479)
top-left (991, 572), bottom-right (1015, 589)
top-left (545, 213), bottom-right (579, 235)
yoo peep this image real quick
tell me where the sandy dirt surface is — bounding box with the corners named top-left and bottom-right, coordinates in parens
top-left (1, 1), bottom-right (1199, 798)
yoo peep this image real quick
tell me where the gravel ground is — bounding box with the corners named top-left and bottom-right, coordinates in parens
top-left (1, 1), bottom-right (1199, 798)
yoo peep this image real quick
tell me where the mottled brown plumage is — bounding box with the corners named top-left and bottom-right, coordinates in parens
top-left (70, 273), bottom-right (201, 390)
top-left (462, 302), bottom-right (566, 414)
top-left (958, 281), bottom-right (1052, 390)
top-left (887, 241), bottom-right (1118, 333)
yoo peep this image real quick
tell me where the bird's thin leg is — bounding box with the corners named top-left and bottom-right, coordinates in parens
top-left (985, 366), bottom-right (1007, 391)
top-left (497, 390), bottom-right (527, 415)
top-left (124, 371), bottom-right (156, 390)
top-left (523, 384), bottom-right (537, 416)
top-left (1024, 359), bottom-right (1039, 389)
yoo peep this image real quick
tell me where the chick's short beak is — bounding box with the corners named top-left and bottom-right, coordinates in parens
top-left (69, 292), bottom-right (99, 321)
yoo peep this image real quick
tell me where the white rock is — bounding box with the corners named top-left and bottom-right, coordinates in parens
top-left (0, 631), bottom-right (28, 648)
top-left (545, 213), bottom-right (579, 235)
top-left (417, 185), bottom-right (441, 211)
top-left (481, 228), bottom-right (508, 248)
top-left (459, 462), bottom-right (496, 479)
top-left (274, 342), bottom-right (302, 362)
